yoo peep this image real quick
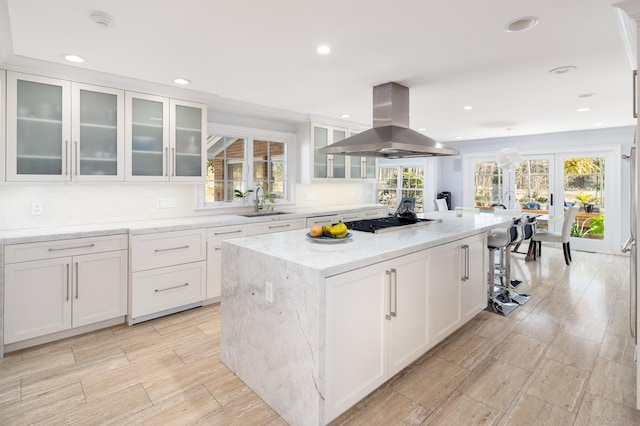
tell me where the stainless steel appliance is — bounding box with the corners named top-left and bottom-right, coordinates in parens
top-left (318, 82), bottom-right (459, 158)
top-left (343, 216), bottom-right (440, 234)
top-left (623, 145), bottom-right (637, 344)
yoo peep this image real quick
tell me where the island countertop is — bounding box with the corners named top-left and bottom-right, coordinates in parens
top-left (222, 211), bottom-right (510, 277)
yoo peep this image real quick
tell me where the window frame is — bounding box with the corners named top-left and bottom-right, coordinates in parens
top-left (199, 123), bottom-right (296, 208)
top-left (376, 158), bottom-right (436, 212)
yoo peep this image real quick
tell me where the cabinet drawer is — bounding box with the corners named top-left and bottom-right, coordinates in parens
top-left (337, 212), bottom-right (361, 222)
top-left (361, 208), bottom-right (387, 219)
top-left (246, 218), bottom-right (306, 236)
top-left (306, 215), bottom-right (338, 227)
top-left (131, 261), bottom-right (206, 318)
top-left (131, 229), bottom-right (206, 272)
top-left (4, 234), bottom-right (128, 264)
top-left (207, 225), bottom-right (246, 242)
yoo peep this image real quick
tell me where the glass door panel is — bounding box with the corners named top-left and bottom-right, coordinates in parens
top-left (515, 156), bottom-right (554, 232)
top-left (173, 104), bottom-right (202, 177)
top-left (78, 89), bottom-right (118, 176)
top-left (332, 129), bottom-right (346, 178)
top-left (131, 98), bottom-right (165, 177)
top-left (473, 161), bottom-right (503, 209)
top-left (313, 126), bottom-right (328, 178)
top-left (15, 79), bottom-right (64, 176)
top-left (561, 155), bottom-right (607, 250)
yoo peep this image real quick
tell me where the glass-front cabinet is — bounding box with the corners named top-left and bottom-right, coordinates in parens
top-left (0, 70), bottom-right (5, 181)
top-left (311, 124), bottom-right (376, 180)
top-left (125, 93), bottom-right (205, 182)
top-left (312, 124), bottom-right (346, 179)
top-left (6, 72), bottom-right (124, 182)
top-left (72, 83), bottom-right (124, 181)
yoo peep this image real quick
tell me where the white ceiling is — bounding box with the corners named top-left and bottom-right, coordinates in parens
top-left (1, 0), bottom-right (636, 142)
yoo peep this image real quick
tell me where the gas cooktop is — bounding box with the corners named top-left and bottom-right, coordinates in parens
top-left (343, 216), bottom-right (441, 234)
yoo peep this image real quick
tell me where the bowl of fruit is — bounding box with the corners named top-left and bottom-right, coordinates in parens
top-left (306, 221), bottom-right (352, 243)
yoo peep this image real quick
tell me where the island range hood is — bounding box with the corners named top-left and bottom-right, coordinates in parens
top-left (319, 82), bottom-right (459, 159)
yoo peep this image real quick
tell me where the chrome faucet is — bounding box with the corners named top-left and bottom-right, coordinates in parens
top-left (255, 185), bottom-right (265, 212)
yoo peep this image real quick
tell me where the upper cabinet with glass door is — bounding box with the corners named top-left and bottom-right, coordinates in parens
top-left (311, 124), bottom-right (376, 180)
top-left (0, 70), bottom-right (5, 182)
top-left (312, 124), bottom-right (346, 179)
top-left (125, 93), bottom-right (205, 182)
top-left (347, 130), bottom-right (376, 180)
top-left (6, 72), bottom-right (125, 182)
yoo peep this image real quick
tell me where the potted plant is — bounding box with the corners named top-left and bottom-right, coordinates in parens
top-left (234, 189), bottom-right (254, 204)
top-left (575, 193), bottom-right (598, 213)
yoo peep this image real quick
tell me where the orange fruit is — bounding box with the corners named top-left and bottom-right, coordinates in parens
top-left (309, 225), bottom-right (323, 237)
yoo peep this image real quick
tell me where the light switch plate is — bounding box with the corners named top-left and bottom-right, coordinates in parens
top-left (265, 281), bottom-right (274, 303)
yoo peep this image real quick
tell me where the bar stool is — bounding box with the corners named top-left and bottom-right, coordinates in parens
top-left (487, 216), bottom-right (532, 315)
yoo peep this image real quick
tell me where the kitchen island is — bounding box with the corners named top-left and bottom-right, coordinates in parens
top-left (220, 211), bottom-right (509, 425)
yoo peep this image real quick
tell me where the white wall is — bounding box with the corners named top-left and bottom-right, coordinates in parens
top-left (295, 182), bottom-right (376, 207)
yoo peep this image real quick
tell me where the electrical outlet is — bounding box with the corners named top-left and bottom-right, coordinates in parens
top-left (265, 281), bottom-right (274, 303)
top-left (156, 197), bottom-right (177, 208)
top-left (31, 201), bottom-right (43, 216)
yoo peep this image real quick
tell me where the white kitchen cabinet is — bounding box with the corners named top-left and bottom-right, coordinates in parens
top-left (337, 211), bottom-right (361, 222)
top-left (124, 92), bottom-right (206, 182)
top-left (347, 130), bottom-right (376, 180)
top-left (360, 207), bottom-right (389, 219)
top-left (206, 224), bottom-right (246, 301)
top-left (3, 235), bottom-right (128, 345)
top-left (129, 228), bottom-right (207, 324)
top-left (427, 233), bottom-right (486, 346)
top-left (6, 72), bottom-right (125, 182)
top-left (324, 250), bottom-right (428, 420)
top-left (312, 124), bottom-right (347, 179)
top-left (306, 214), bottom-right (339, 228)
top-left (245, 217), bottom-right (306, 236)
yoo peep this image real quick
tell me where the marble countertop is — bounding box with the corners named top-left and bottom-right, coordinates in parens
top-left (223, 211), bottom-right (511, 277)
top-left (0, 204), bottom-right (384, 245)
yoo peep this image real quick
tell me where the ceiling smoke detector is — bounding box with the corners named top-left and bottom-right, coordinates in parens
top-left (90, 11), bottom-right (114, 29)
top-left (549, 65), bottom-right (577, 75)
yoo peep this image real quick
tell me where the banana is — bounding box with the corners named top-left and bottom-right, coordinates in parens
top-left (325, 221), bottom-right (348, 238)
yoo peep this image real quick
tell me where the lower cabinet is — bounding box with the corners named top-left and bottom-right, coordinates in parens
top-left (324, 250), bottom-right (429, 421)
top-left (324, 232), bottom-right (486, 423)
top-left (129, 228), bottom-right (206, 324)
top-left (206, 224), bottom-right (246, 301)
top-left (427, 233), bottom-right (487, 346)
top-left (4, 235), bottom-right (128, 345)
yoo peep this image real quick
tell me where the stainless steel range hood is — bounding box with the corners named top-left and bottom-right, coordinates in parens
top-left (319, 82), bottom-right (458, 158)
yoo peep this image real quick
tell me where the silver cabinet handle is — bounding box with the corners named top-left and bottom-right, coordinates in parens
top-left (66, 263), bottom-right (70, 301)
top-left (267, 224), bottom-right (291, 229)
top-left (171, 147), bottom-right (175, 176)
top-left (64, 140), bottom-right (69, 175)
top-left (155, 283), bottom-right (189, 293)
top-left (390, 268), bottom-right (397, 317)
top-left (634, 70), bottom-right (637, 119)
top-left (461, 245), bottom-right (470, 281)
top-left (165, 147), bottom-right (169, 177)
top-left (74, 141), bottom-right (79, 176)
top-left (385, 270), bottom-right (392, 320)
top-left (213, 229), bottom-right (243, 236)
top-left (49, 243), bottom-right (96, 252)
top-left (214, 247), bottom-right (222, 251)
top-left (75, 262), bottom-right (79, 299)
top-left (154, 245), bottom-right (189, 253)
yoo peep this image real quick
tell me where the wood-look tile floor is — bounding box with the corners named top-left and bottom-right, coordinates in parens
top-left (1, 247), bottom-right (639, 425)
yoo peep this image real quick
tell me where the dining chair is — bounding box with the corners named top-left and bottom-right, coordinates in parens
top-left (434, 198), bottom-right (448, 211)
top-left (531, 205), bottom-right (580, 265)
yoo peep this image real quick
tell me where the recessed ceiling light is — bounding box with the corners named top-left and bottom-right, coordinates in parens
top-left (455, 136), bottom-right (463, 139)
top-left (592, 122), bottom-right (604, 126)
top-left (317, 45), bottom-right (331, 55)
top-left (463, 105), bottom-right (473, 110)
top-left (173, 78), bottom-right (191, 85)
top-left (549, 65), bottom-right (577, 75)
top-left (340, 114), bottom-right (350, 118)
top-left (62, 54), bottom-right (86, 63)
top-left (576, 107), bottom-right (591, 112)
top-left (505, 16), bottom-right (539, 32)
top-left (418, 128), bottom-right (427, 131)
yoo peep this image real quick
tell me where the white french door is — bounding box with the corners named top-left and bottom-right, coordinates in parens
top-left (467, 146), bottom-right (620, 254)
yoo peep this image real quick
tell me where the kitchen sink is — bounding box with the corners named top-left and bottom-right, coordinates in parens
top-left (238, 211), bottom-right (292, 217)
